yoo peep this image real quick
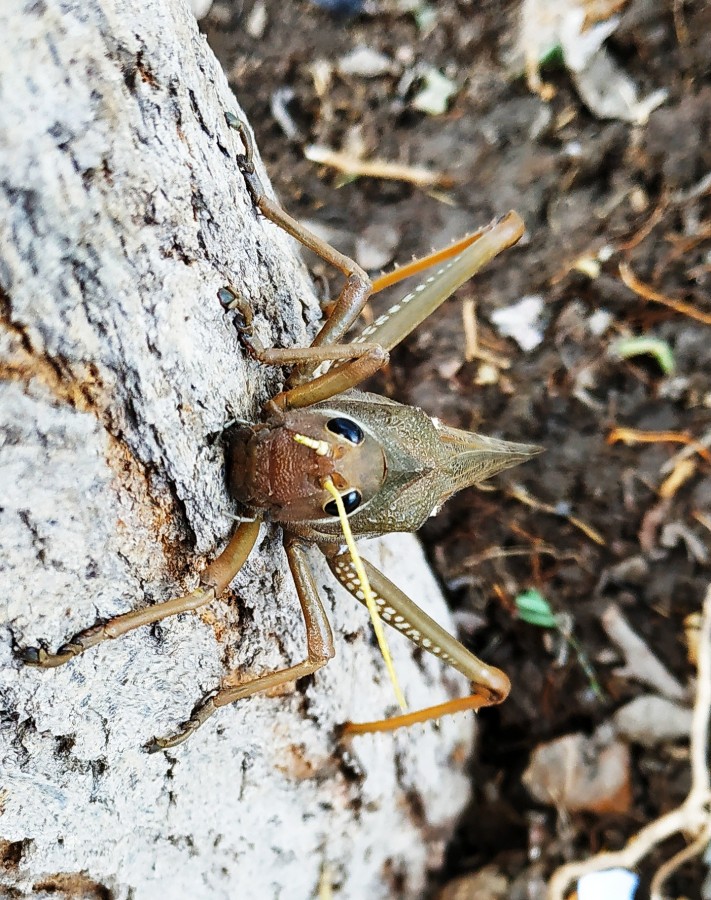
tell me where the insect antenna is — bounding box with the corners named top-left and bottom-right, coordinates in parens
top-left (322, 477), bottom-right (407, 713)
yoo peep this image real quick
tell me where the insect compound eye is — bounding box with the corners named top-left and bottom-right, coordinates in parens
top-left (326, 417), bottom-right (364, 445)
top-left (323, 489), bottom-right (362, 517)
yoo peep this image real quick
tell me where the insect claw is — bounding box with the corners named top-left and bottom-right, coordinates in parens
top-left (217, 286), bottom-right (235, 309)
top-left (16, 644), bottom-right (44, 665)
top-left (225, 111), bottom-right (255, 169)
top-left (225, 110), bottom-right (269, 207)
top-left (146, 692), bottom-right (219, 752)
top-left (223, 110), bottom-right (241, 130)
top-left (144, 723), bottom-right (191, 754)
top-left (217, 286), bottom-right (255, 339)
top-left (261, 399), bottom-right (286, 423)
top-left (217, 285), bottom-right (249, 319)
top-left (238, 335), bottom-right (264, 361)
top-left (17, 641), bottom-right (81, 667)
top-left (333, 721), bottom-right (351, 743)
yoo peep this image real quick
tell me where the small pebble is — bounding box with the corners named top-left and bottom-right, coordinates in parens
top-left (613, 694), bottom-right (692, 747)
top-left (246, 1), bottom-right (267, 38)
top-left (338, 46), bottom-right (393, 78)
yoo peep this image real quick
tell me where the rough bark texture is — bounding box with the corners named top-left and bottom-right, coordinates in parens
top-left (0, 2), bottom-right (475, 898)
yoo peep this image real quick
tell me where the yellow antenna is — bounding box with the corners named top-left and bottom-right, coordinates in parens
top-left (293, 432), bottom-right (331, 456)
top-left (322, 476), bottom-right (407, 712)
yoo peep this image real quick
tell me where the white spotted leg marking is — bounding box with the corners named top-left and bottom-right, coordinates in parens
top-left (328, 552), bottom-right (511, 735)
top-left (353, 213), bottom-right (524, 353)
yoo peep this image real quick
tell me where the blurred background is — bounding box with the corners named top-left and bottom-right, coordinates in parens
top-left (197, 2), bottom-right (710, 896)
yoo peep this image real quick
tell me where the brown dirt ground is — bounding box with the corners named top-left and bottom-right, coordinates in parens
top-left (203, 1), bottom-right (711, 897)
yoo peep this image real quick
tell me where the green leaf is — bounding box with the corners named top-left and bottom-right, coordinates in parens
top-left (539, 44), bottom-right (564, 68)
top-left (515, 589), bottom-right (558, 629)
top-left (612, 336), bottom-right (675, 375)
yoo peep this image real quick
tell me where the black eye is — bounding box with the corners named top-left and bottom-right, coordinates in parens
top-left (324, 489), bottom-right (362, 517)
top-left (326, 417), bottom-right (364, 445)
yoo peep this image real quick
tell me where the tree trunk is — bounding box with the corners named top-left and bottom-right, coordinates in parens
top-left (0, 2), bottom-right (474, 897)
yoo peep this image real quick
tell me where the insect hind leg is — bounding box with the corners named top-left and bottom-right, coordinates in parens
top-left (328, 551), bottom-right (510, 736)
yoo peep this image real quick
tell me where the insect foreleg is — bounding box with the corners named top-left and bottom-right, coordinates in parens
top-left (19, 519), bottom-right (261, 669)
top-left (225, 113), bottom-right (372, 370)
top-left (269, 345), bottom-right (388, 411)
top-left (148, 536), bottom-right (335, 751)
top-left (219, 284), bottom-right (389, 410)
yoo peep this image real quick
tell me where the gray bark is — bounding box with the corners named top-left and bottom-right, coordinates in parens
top-left (0, 2), bottom-right (474, 898)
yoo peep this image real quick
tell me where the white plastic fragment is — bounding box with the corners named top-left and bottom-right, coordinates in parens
top-left (490, 295), bottom-right (545, 351)
top-left (355, 222), bottom-right (401, 271)
top-left (578, 868), bottom-right (639, 900)
top-left (246, 1), bottom-right (267, 39)
top-left (271, 86), bottom-right (303, 141)
top-left (569, 39), bottom-right (668, 126)
top-left (601, 605), bottom-right (687, 701)
top-left (559, 9), bottom-right (618, 71)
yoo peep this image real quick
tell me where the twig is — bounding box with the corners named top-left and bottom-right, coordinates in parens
top-left (462, 544), bottom-right (583, 569)
top-left (462, 297), bottom-right (478, 363)
top-left (662, 219), bottom-right (711, 267)
top-left (660, 427), bottom-right (711, 474)
top-left (658, 457), bottom-right (696, 499)
top-left (507, 483), bottom-right (606, 546)
top-left (618, 191), bottom-right (668, 251)
top-left (304, 144), bottom-right (453, 189)
top-left (607, 427), bottom-right (711, 465)
top-left (547, 584), bottom-right (711, 900)
top-left (671, 171), bottom-right (711, 204)
top-left (650, 824), bottom-right (711, 899)
top-left (619, 262), bottom-right (711, 326)
top-left (461, 298), bottom-right (511, 368)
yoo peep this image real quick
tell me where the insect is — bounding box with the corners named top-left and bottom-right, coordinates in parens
top-left (19, 113), bottom-right (539, 750)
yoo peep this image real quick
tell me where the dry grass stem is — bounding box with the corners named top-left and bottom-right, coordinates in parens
top-left (460, 298), bottom-right (511, 369)
top-left (304, 144), bottom-right (453, 189)
top-left (618, 192), bottom-right (668, 251)
top-left (462, 298), bottom-right (478, 363)
top-left (660, 427), bottom-right (711, 474)
top-left (462, 544), bottom-right (583, 569)
top-left (658, 457), bottom-right (697, 499)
